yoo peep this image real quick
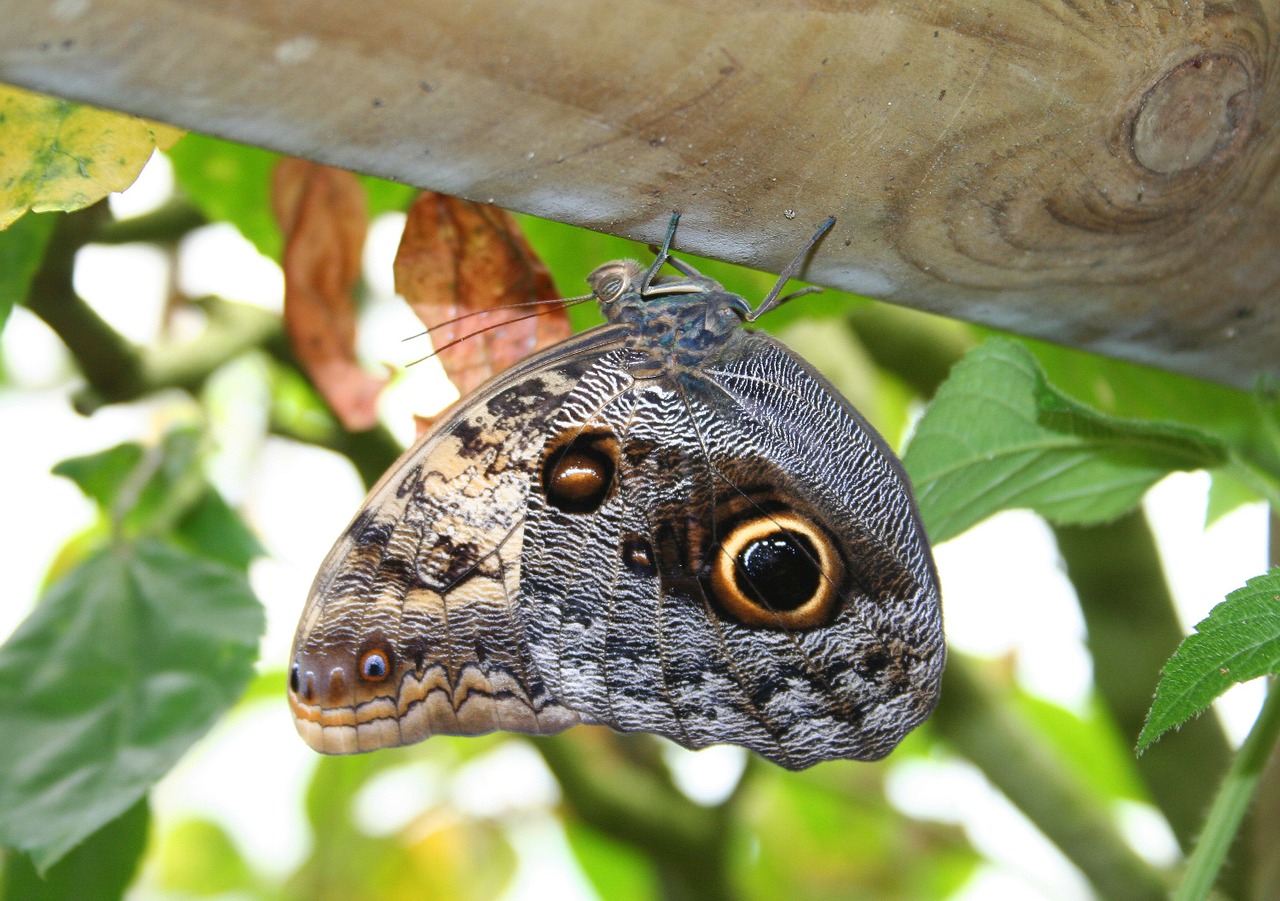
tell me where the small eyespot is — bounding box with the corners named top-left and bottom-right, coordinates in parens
top-left (707, 512), bottom-right (843, 629)
top-left (289, 663), bottom-right (300, 693)
top-left (621, 534), bottom-right (657, 577)
top-left (541, 430), bottom-right (618, 514)
top-left (360, 649), bottom-right (390, 682)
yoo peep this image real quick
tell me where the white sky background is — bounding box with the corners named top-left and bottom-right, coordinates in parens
top-left (0, 154), bottom-right (1270, 900)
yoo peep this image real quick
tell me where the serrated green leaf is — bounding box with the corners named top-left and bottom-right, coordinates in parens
top-left (0, 84), bottom-right (182, 229)
top-left (0, 210), bottom-right (56, 332)
top-left (2, 796), bottom-right (149, 901)
top-left (0, 540), bottom-right (264, 870)
top-left (903, 338), bottom-right (1227, 542)
top-left (1138, 569), bottom-right (1280, 752)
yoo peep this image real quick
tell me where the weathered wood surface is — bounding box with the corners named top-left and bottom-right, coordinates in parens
top-left (1, 1), bottom-right (1276, 388)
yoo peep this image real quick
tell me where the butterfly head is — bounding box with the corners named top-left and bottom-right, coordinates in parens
top-left (587, 259), bottom-right (752, 365)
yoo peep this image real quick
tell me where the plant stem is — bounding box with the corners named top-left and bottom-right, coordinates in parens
top-left (1177, 677), bottom-right (1280, 901)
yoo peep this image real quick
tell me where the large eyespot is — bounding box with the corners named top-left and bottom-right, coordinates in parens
top-left (708, 512), bottom-right (843, 629)
top-left (541, 429), bottom-right (618, 514)
top-left (359, 648), bottom-right (391, 682)
top-left (587, 260), bottom-right (641, 303)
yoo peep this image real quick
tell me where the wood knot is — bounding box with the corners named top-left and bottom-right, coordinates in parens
top-left (1131, 54), bottom-right (1252, 175)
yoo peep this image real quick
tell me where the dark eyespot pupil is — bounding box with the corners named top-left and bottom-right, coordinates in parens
top-left (289, 664), bottom-right (300, 693)
top-left (550, 454), bottom-right (605, 502)
top-left (734, 530), bottom-right (820, 611)
top-left (362, 652), bottom-right (387, 680)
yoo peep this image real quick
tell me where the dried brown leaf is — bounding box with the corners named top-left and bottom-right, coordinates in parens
top-left (393, 193), bottom-right (570, 396)
top-left (273, 158), bottom-right (384, 431)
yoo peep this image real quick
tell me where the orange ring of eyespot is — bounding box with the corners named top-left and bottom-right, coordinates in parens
top-left (359, 648), bottom-right (391, 682)
top-left (708, 512), bottom-right (843, 629)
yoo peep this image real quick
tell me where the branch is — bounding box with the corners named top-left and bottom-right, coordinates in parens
top-left (1055, 513), bottom-right (1237, 867)
top-left (533, 732), bottom-right (739, 901)
top-left (25, 207), bottom-right (279, 414)
top-left (932, 657), bottom-right (1171, 901)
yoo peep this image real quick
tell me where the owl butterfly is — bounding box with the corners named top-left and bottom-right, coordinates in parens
top-left (289, 214), bottom-right (944, 770)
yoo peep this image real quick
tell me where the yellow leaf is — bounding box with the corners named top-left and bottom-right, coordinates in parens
top-left (0, 85), bottom-right (186, 229)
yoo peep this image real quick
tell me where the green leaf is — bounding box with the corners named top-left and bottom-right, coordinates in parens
top-left (0, 210), bottom-right (56, 331)
top-left (51, 442), bottom-right (146, 513)
top-left (0, 540), bottom-right (264, 870)
top-left (1138, 568), bottom-right (1280, 752)
top-left (167, 133), bottom-right (283, 260)
top-left (2, 796), bottom-right (149, 901)
top-left (738, 767), bottom-right (977, 901)
top-left (168, 133), bottom-right (416, 263)
top-left (1017, 332), bottom-right (1258, 448)
top-left (563, 821), bottom-right (659, 901)
top-left (1206, 470), bottom-right (1261, 527)
top-left (358, 174), bottom-right (416, 219)
top-left (1013, 693), bottom-right (1146, 803)
top-left (172, 490), bottom-right (264, 570)
top-left (903, 338), bottom-right (1227, 542)
top-left (53, 430), bottom-right (263, 567)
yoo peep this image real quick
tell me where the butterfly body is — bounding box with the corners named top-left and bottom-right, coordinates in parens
top-left (290, 219), bottom-right (944, 769)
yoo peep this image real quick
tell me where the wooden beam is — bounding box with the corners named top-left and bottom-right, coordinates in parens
top-left (2, 1), bottom-right (1276, 388)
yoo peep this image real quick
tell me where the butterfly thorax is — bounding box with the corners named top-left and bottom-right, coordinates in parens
top-left (588, 259), bottom-right (751, 369)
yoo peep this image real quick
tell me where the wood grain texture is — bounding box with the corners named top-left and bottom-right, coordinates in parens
top-left (1, 1), bottom-right (1276, 387)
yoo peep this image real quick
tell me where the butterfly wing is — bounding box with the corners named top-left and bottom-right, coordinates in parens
top-left (519, 331), bottom-right (944, 769)
top-left (288, 328), bottom-right (625, 753)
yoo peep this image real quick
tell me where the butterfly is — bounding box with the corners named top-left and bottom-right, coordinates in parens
top-left (288, 214), bottom-right (944, 770)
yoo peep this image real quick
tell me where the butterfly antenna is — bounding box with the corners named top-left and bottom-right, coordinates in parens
top-left (640, 212), bottom-right (682, 292)
top-left (748, 216), bottom-right (836, 322)
top-left (400, 294), bottom-right (593, 342)
top-left (405, 304), bottom-right (581, 366)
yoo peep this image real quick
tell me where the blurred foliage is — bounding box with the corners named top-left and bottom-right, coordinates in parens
top-left (0, 113), bottom-right (1276, 901)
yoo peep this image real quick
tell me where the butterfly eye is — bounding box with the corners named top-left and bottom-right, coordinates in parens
top-left (708, 513), bottom-right (843, 629)
top-left (586, 260), bottom-right (640, 303)
top-left (541, 430), bottom-right (618, 514)
top-left (359, 649), bottom-right (391, 682)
